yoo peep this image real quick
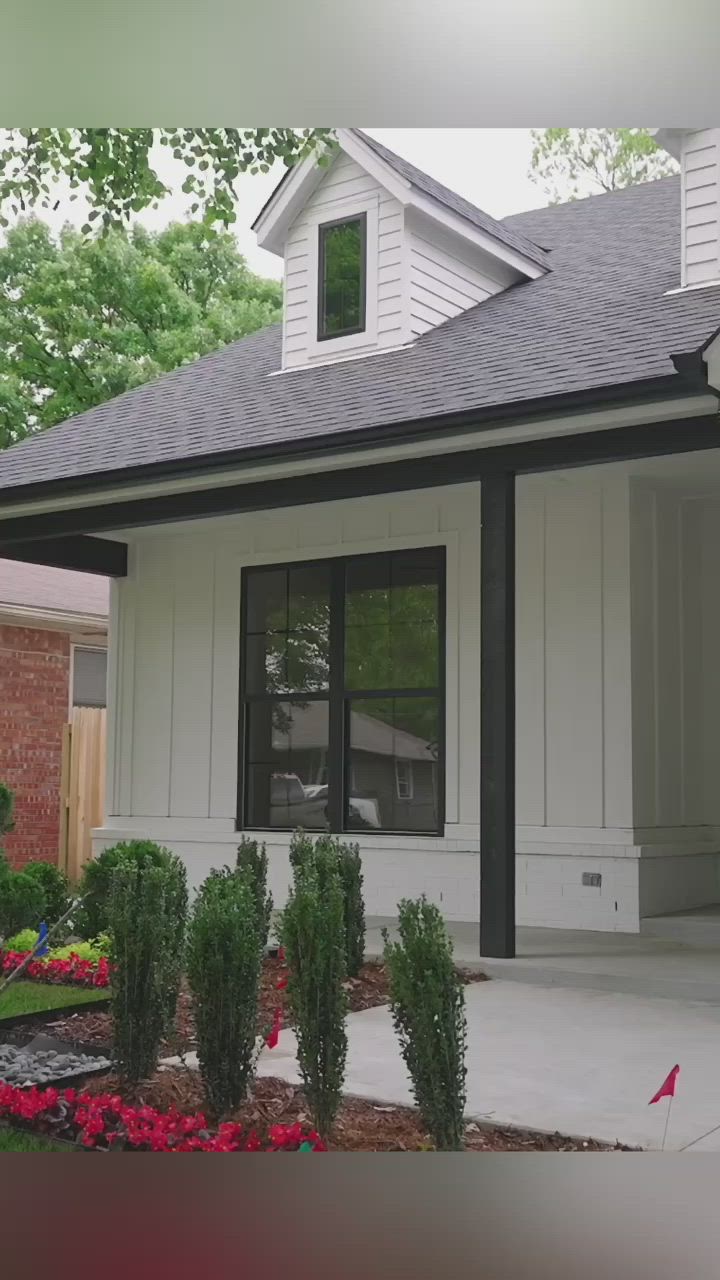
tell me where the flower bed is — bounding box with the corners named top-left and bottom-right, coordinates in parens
top-left (0, 1080), bottom-right (325, 1152)
top-left (44, 955), bottom-right (487, 1053)
top-left (0, 950), bottom-right (111, 989)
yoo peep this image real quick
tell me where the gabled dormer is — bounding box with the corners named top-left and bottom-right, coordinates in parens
top-left (252, 129), bottom-right (550, 371)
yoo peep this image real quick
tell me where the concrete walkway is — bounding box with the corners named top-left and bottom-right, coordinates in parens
top-left (255, 979), bottom-right (720, 1151)
top-left (366, 918), bottom-right (720, 1003)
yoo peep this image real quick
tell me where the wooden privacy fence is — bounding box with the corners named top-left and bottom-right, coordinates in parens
top-left (59, 706), bottom-right (106, 883)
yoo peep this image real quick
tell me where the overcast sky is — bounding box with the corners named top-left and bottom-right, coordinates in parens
top-left (9, 129), bottom-right (544, 279)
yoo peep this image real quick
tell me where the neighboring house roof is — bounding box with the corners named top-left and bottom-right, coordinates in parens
top-left (273, 700), bottom-right (436, 761)
top-left (349, 129), bottom-right (550, 270)
top-left (0, 175), bottom-right (718, 499)
top-left (0, 559), bottom-right (109, 625)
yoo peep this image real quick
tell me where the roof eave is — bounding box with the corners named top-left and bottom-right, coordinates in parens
top-left (0, 373), bottom-right (704, 512)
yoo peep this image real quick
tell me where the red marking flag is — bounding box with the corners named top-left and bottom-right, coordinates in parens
top-left (265, 1007), bottom-right (283, 1050)
top-left (648, 1065), bottom-right (679, 1105)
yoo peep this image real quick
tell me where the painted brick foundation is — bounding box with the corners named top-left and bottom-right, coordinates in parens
top-left (0, 624), bottom-right (69, 868)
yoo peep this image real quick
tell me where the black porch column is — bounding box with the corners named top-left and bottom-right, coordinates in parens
top-left (480, 470), bottom-right (516, 958)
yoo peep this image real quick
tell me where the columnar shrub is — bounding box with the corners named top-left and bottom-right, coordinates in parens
top-left (187, 866), bottom-right (264, 1118)
top-left (281, 843), bottom-right (348, 1138)
top-left (74, 839), bottom-right (174, 939)
top-left (289, 832), bottom-right (366, 979)
top-left (236, 838), bottom-right (273, 948)
top-left (337, 842), bottom-right (365, 978)
top-left (22, 862), bottom-right (71, 925)
top-left (288, 829), bottom-right (314, 874)
top-left (383, 897), bottom-right (467, 1151)
top-left (108, 851), bottom-right (187, 1085)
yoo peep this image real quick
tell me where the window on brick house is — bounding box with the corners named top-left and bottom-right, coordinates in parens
top-left (72, 646), bottom-right (107, 708)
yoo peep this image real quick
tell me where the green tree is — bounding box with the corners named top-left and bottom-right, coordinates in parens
top-left (529, 128), bottom-right (678, 204)
top-left (0, 218), bottom-right (282, 446)
top-left (0, 129), bottom-right (334, 231)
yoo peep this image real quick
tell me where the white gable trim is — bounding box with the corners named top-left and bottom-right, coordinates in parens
top-left (335, 130), bottom-right (413, 202)
top-left (253, 151), bottom-right (329, 255)
top-left (254, 130), bottom-right (545, 279)
top-left (408, 190), bottom-right (546, 280)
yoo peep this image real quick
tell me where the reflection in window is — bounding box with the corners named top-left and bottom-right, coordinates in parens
top-left (246, 700), bottom-right (329, 829)
top-left (344, 551), bottom-right (440, 691)
top-left (245, 564), bottom-right (331, 694)
top-left (346, 698), bottom-right (439, 833)
top-left (318, 216), bottom-right (366, 339)
top-left (241, 547), bottom-right (443, 834)
top-left (395, 760), bottom-right (414, 800)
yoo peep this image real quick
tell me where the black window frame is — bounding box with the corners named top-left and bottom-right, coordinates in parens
top-left (316, 212), bottom-right (367, 342)
top-left (237, 547), bottom-right (446, 837)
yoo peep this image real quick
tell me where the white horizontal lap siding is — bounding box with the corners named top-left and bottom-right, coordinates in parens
top-left (409, 232), bottom-right (499, 336)
top-left (281, 153), bottom-right (406, 367)
top-left (375, 200), bottom-right (404, 343)
top-left (682, 131), bottom-right (720, 285)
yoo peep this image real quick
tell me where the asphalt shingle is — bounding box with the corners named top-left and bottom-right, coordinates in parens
top-left (351, 129), bottom-right (550, 269)
top-left (0, 174), bottom-right (718, 497)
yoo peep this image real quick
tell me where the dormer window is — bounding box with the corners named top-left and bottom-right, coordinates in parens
top-left (317, 214), bottom-right (367, 341)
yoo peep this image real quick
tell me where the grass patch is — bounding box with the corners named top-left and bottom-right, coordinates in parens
top-left (0, 1126), bottom-right (69, 1152)
top-left (0, 981), bottom-right (108, 1021)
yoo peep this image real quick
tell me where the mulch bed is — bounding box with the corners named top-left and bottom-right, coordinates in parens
top-left (6, 961), bottom-right (633, 1153)
top-left (81, 1066), bottom-right (632, 1152)
top-left (42, 958), bottom-right (488, 1056)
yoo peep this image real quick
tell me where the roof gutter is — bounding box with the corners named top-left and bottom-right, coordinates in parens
top-left (0, 372), bottom-right (707, 510)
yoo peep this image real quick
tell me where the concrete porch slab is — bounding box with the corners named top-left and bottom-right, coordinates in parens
top-left (365, 917), bottom-right (720, 1004)
top-left (641, 904), bottom-right (720, 947)
top-left (254, 979), bottom-right (720, 1152)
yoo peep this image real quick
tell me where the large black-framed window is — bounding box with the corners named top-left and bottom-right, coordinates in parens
top-left (239, 547), bottom-right (445, 835)
top-left (317, 213), bottom-right (367, 341)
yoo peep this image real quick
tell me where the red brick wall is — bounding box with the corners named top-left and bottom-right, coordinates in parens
top-left (0, 624), bottom-right (70, 868)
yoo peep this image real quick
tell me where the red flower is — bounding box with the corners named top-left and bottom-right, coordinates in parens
top-left (0, 1061), bottom-right (323, 1152)
top-left (0, 947), bottom-right (112, 989)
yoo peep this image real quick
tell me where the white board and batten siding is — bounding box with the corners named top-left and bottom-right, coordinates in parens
top-left (681, 128), bottom-right (720, 287)
top-left (99, 470), bottom-right (695, 931)
top-left (108, 485), bottom-right (479, 834)
top-left (282, 151), bottom-right (406, 368)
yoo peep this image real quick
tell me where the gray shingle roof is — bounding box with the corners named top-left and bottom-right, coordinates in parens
top-left (350, 129), bottom-right (550, 270)
top-left (0, 174), bottom-right (718, 498)
top-left (0, 559), bottom-right (109, 617)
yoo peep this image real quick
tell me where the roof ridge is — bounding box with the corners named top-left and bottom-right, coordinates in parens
top-left (502, 172), bottom-right (681, 226)
top-left (350, 129), bottom-right (549, 269)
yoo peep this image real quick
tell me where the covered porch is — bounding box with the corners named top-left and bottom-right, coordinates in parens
top-left (368, 913), bottom-right (720, 1004)
top-left (2, 401), bottom-right (720, 959)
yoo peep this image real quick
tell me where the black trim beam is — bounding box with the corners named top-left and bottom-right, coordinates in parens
top-left (0, 535), bottom-right (127, 577)
top-left (480, 472), bottom-right (516, 959)
top-left (0, 374), bottom-right (701, 507)
top-left (0, 414), bottom-right (718, 545)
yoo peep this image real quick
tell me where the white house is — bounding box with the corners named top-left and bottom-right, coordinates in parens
top-left (1, 127), bottom-right (720, 957)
